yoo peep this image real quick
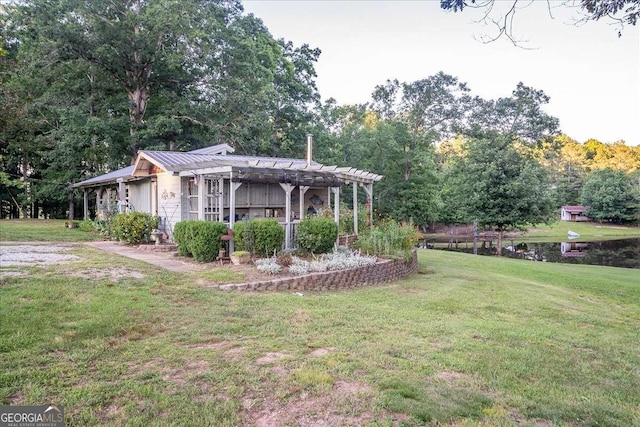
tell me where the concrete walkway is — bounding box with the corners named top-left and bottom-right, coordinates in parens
top-left (84, 241), bottom-right (204, 273)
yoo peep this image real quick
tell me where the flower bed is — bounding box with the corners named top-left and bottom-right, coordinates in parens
top-left (219, 249), bottom-right (418, 292)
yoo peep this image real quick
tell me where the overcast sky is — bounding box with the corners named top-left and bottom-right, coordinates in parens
top-left (243, 1), bottom-right (639, 146)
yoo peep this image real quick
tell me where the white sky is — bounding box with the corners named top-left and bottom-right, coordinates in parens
top-left (243, 0), bottom-right (639, 146)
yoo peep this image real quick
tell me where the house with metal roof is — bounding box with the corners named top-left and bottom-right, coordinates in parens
top-left (73, 137), bottom-right (383, 249)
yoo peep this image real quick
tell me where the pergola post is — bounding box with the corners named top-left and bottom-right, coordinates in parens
top-left (197, 175), bottom-right (205, 220)
top-left (352, 182), bottom-right (358, 235)
top-left (218, 177), bottom-right (225, 223)
top-left (299, 186), bottom-right (309, 219)
top-left (331, 186), bottom-right (340, 226)
top-left (83, 188), bottom-right (89, 220)
top-left (151, 178), bottom-right (158, 216)
top-left (229, 176), bottom-right (242, 253)
top-left (280, 183), bottom-right (295, 249)
top-left (361, 183), bottom-right (373, 226)
top-left (117, 178), bottom-right (126, 212)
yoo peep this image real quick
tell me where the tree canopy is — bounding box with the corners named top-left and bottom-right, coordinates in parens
top-left (581, 168), bottom-right (635, 222)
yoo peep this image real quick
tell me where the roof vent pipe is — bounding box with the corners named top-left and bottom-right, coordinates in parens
top-left (306, 133), bottom-right (313, 167)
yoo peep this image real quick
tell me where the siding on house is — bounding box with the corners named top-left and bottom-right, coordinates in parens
top-left (156, 173), bottom-right (182, 239)
top-left (128, 180), bottom-right (152, 213)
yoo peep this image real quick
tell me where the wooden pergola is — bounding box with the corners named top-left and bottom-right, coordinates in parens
top-left (168, 158), bottom-right (383, 250)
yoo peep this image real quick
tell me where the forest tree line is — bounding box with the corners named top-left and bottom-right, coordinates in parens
top-left (2, 0), bottom-right (639, 228)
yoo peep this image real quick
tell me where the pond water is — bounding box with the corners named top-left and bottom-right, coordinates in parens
top-left (434, 237), bottom-right (640, 269)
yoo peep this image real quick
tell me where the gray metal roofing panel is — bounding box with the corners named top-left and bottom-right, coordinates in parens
top-left (140, 151), bottom-right (218, 169)
top-left (187, 143), bottom-right (235, 155)
top-left (140, 150), bottom-right (316, 171)
top-left (73, 166), bottom-right (135, 188)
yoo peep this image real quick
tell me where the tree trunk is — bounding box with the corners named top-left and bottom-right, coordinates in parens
top-left (20, 157), bottom-right (28, 219)
top-left (68, 191), bottom-right (74, 222)
top-left (496, 230), bottom-right (503, 256)
top-left (128, 86), bottom-right (148, 164)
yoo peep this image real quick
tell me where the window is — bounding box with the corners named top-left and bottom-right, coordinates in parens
top-left (188, 178), bottom-right (198, 220)
top-left (204, 179), bottom-right (221, 221)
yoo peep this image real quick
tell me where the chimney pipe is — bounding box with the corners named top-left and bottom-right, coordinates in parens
top-left (306, 133), bottom-right (313, 167)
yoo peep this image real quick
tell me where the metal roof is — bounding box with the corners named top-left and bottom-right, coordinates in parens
top-left (137, 150), bottom-right (316, 173)
top-left (72, 166), bottom-right (136, 188)
top-left (562, 205), bottom-right (588, 212)
top-left (187, 143), bottom-right (235, 155)
top-left (74, 149), bottom-right (383, 189)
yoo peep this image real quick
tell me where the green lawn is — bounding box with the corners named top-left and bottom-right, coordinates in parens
top-left (527, 221), bottom-right (640, 240)
top-left (427, 221), bottom-right (640, 244)
top-left (1, 236), bottom-right (638, 426)
top-left (0, 219), bottom-right (101, 242)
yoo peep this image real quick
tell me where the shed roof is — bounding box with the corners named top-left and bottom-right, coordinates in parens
top-left (562, 205), bottom-right (588, 212)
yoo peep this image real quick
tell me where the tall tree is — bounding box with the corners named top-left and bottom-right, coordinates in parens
top-left (449, 133), bottom-right (556, 254)
top-left (467, 82), bottom-right (560, 145)
top-left (580, 168), bottom-right (634, 223)
top-left (10, 0), bottom-right (244, 163)
top-left (371, 72), bottom-right (469, 181)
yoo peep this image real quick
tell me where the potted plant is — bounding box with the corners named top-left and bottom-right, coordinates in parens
top-left (230, 250), bottom-right (250, 265)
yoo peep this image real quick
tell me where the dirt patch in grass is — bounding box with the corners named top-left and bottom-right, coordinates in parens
top-left (97, 404), bottom-right (124, 422)
top-left (126, 358), bottom-right (211, 388)
top-left (246, 379), bottom-right (379, 427)
top-left (68, 267), bottom-right (145, 281)
top-left (255, 352), bottom-right (291, 365)
top-left (433, 371), bottom-right (467, 382)
top-left (308, 347), bottom-right (333, 357)
top-left (8, 391), bottom-right (23, 405)
top-left (0, 244), bottom-right (80, 266)
top-left (335, 380), bottom-right (371, 394)
top-left (0, 270), bottom-right (28, 280)
top-left (223, 346), bottom-right (247, 361)
top-left (181, 340), bottom-right (231, 351)
top-left (163, 360), bottom-right (210, 387)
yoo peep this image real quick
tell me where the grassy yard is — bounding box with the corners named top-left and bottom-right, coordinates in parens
top-left (526, 221), bottom-right (640, 241)
top-left (0, 219), bottom-right (101, 242)
top-left (1, 222), bottom-right (639, 426)
top-left (427, 221), bottom-right (640, 245)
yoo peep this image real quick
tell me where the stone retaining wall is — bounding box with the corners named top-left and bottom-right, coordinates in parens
top-left (137, 243), bottom-right (178, 252)
top-left (219, 249), bottom-right (418, 292)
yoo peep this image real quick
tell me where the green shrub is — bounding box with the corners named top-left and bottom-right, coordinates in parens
top-left (230, 250), bottom-right (249, 257)
top-left (173, 221), bottom-right (191, 257)
top-left (79, 220), bottom-right (95, 232)
top-left (173, 221), bottom-right (228, 262)
top-left (111, 212), bottom-right (160, 244)
top-left (296, 216), bottom-right (338, 254)
top-left (353, 219), bottom-right (419, 257)
top-left (233, 220), bottom-right (255, 253)
top-left (252, 219), bottom-right (284, 257)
